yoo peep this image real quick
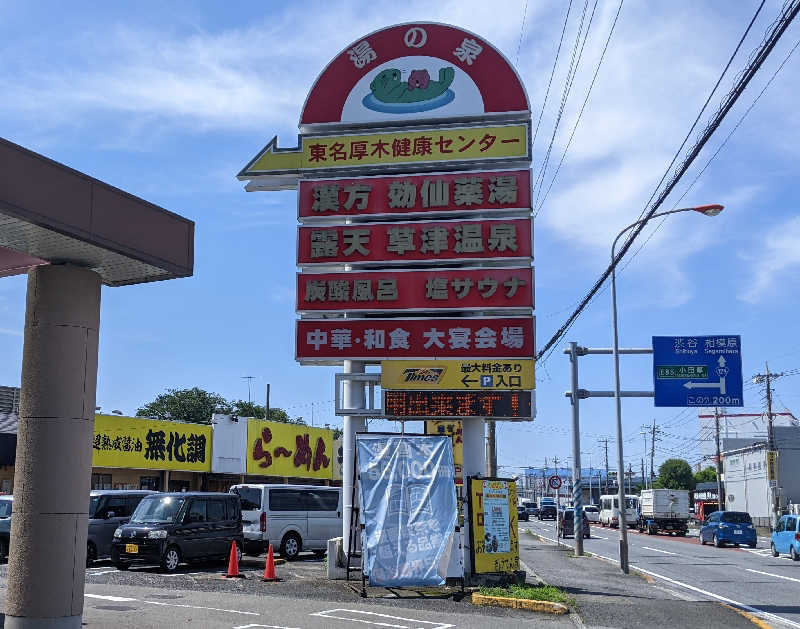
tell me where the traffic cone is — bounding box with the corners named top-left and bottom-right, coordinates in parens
top-left (225, 541), bottom-right (245, 578)
top-left (262, 544), bottom-right (279, 582)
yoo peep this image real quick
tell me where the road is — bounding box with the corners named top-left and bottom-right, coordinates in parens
top-left (522, 518), bottom-right (800, 628)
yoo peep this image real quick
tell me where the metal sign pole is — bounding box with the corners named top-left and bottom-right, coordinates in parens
top-left (568, 342), bottom-right (584, 555)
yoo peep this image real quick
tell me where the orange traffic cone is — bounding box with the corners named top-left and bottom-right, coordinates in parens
top-left (262, 544), bottom-right (279, 582)
top-left (225, 541), bottom-right (245, 578)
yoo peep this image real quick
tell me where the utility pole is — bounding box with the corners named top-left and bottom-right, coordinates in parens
top-left (649, 419), bottom-right (661, 487)
top-left (627, 463), bottom-right (633, 494)
top-left (487, 420), bottom-right (497, 477)
top-left (714, 407), bottom-right (724, 510)
top-left (601, 439), bottom-right (610, 494)
top-left (753, 362), bottom-right (784, 527)
top-left (242, 375), bottom-right (255, 404)
top-left (641, 458), bottom-right (645, 490)
top-left (543, 458), bottom-right (548, 498)
top-left (640, 428), bottom-right (649, 488)
top-left (553, 456), bottom-right (560, 508)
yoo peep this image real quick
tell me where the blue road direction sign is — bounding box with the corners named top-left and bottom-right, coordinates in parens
top-left (652, 336), bottom-right (743, 407)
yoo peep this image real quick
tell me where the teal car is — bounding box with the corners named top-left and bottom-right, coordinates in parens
top-left (771, 514), bottom-right (800, 561)
top-left (0, 496), bottom-right (12, 560)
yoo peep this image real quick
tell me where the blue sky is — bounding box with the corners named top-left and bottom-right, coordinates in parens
top-left (1, 1), bottom-right (799, 479)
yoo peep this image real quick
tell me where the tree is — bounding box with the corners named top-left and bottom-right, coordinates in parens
top-left (229, 400), bottom-right (305, 424)
top-left (653, 458), bottom-right (696, 490)
top-left (136, 387), bottom-right (231, 424)
top-left (694, 466), bottom-right (717, 484)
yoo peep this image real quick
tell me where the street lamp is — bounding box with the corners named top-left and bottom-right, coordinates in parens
top-left (611, 203), bottom-right (724, 573)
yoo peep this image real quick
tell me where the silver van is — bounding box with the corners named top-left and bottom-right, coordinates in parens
top-left (88, 490), bottom-right (156, 565)
top-left (229, 484), bottom-right (341, 560)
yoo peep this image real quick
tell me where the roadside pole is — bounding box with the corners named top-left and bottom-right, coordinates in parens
top-left (714, 407), bottom-right (724, 510)
top-left (342, 360), bottom-right (366, 557)
top-left (568, 342), bottom-right (584, 555)
top-left (462, 418), bottom-right (486, 579)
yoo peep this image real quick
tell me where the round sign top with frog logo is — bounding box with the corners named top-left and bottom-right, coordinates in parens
top-left (300, 22), bottom-right (529, 128)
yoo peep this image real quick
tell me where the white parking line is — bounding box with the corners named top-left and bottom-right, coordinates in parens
top-left (234, 625), bottom-right (303, 629)
top-left (85, 592), bottom-right (260, 617)
top-left (310, 609), bottom-right (454, 629)
top-left (746, 568), bottom-right (800, 584)
top-left (641, 546), bottom-right (678, 556)
top-left (85, 593), bottom-right (137, 602)
top-left (86, 570), bottom-right (117, 576)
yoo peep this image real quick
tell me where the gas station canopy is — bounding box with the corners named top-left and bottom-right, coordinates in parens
top-left (0, 137), bottom-right (194, 286)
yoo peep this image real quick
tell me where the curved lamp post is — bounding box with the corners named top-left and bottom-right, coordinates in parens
top-left (611, 203), bottom-right (724, 573)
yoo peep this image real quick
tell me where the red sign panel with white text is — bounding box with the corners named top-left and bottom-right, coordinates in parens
top-left (297, 267), bottom-right (533, 312)
top-left (296, 317), bottom-right (534, 361)
top-left (298, 218), bottom-right (531, 266)
top-left (298, 170), bottom-right (531, 221)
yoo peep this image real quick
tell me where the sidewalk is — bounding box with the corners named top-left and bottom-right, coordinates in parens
top-left (520, 532), bottom-right (757, 629)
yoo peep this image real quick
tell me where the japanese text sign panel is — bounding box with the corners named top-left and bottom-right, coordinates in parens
top-left (92, 415), bottom-right (211, 472)
top-left (652, 335), bottom-right (743, 407)
top-left (247, 419), bottom-right (334, 479)
top-left (241, 123), bottom-right (529, 178)
top-left (298, 218), bottom-right (532, 266)
top-left (468, 477), bottom-right (519, 574)
top-left (425, 420), bottom-right (463, 485)
top-left (297, 316), bottom-right (534, 361)
top-left (357, 434), bottom-right (459, 586)
top-left (299, 169), bottom-right (531, 221)
top-left (298, 267), bottom-right (533, 312)
top-left (384, 390), bottom-right (532, 420)
top-left (300, 22), bottom-right (529, 125)
top-left (381, 359), bottom-right (535, 390)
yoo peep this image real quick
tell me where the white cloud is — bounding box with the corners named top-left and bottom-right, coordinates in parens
top-left (740, 216), bottom-right (800, 302)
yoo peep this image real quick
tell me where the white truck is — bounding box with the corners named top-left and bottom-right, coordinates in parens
top-left (637, 489), bottom-right (690, 536)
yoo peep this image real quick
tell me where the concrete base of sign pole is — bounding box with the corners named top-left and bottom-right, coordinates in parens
top-left (5, 265), bottom-right (101, 629)
top-left (342, 360), bottom-right (366, 558)
top-left (461, 418), bottom-right (485, 581)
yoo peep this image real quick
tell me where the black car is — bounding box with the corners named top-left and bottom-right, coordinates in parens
top-left (111, 492), bottom-right (243, 572)
top-left (517, 505), bottom-right (529, 521)
top-left (558, 509), bottom-right (591, 538)
top-left (539, 503), bottom-right (557, 520)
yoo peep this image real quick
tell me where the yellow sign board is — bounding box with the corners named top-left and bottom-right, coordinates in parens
top-left (92, 415), bottom-right (212, 472)
top-left (425, 421), bottom-right (463, 485)
top-left (767, 450), bottom-right (778, 482)
top-left (247, 420), bottom-right (334, 479)
top-left (381, 360), bottom-right (534, 390)
top-left (242, 123), bottom-right (529, 176)
top-left (469, 478), bottom-right (519, 574)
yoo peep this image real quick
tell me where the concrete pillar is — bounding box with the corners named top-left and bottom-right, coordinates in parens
top-left (461, 418), bottom-right (485, 579)
top-left (342, 360), bottom-right (366, 556)
top-left (6, 265), bottom-right (101, 629)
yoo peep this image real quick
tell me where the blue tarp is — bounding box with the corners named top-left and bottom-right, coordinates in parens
top-left (357, 434), bottom-right (458, 586)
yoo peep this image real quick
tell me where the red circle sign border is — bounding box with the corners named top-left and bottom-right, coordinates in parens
top-left (548, 475), bottom-right (562, 489)
top-left (300, 22), bottom-right (530, 128)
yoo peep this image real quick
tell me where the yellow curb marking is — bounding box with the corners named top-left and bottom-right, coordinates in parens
top-left (471, 593), bottom-right (568, 614)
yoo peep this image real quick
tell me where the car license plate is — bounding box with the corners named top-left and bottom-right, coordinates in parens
top-left (125, 544), bottom-right (138, 553)
top-left (734, 530), bottom-right (742, 535)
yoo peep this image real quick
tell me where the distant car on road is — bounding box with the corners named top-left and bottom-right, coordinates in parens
top-left (539, 502), bottom-right (557, 520)
top-left (558, 508), bottom-right (590, 538)
top-left (517, 505), bottom-right (529, 521)
top-left (521, 501), bottom-right (539, 519)
top-left (771, 514), bottom-right (800, 561)
top-left (583, 505), bottom-right (599, 523)
top-left (699, 510), bottom-right (756, 548)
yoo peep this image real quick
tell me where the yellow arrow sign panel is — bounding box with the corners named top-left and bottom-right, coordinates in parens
top-left (381, 359), bottom-right (535, 391)
top-left (239, 122), bottom-right (529, 180)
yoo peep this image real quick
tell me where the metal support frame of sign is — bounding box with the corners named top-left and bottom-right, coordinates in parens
top-left (335, 372), bottom-right (381, 416)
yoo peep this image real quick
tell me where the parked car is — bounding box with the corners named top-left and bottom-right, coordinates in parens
top-left (771, 514), bottom-right (800, 561)
top-left (111, 492), bottom-right (243, 572)
top-left (0, 496), bottom-right (12, 560)
top-left (539, 502), bottom-right (557, 520)
top-left (699, 510), bottom-right (756, 548)
top-left (88, 490), bottom-right (155, 566)
top-left (558, 509), bottom-right (591, 538)
top-left (517, 505), bottom-right (529, 521)
top-left (230, 484), bottom-right (342, 560)
top-left (583, 505), bottom-right (599, 523)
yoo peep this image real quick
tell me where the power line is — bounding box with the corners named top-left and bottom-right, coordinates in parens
top-left (515, 0), bottom-right (530, 67)
top-left (535, 1), bottom-right (800, 364)
top-left (534, 0), bottom-right (625, 218)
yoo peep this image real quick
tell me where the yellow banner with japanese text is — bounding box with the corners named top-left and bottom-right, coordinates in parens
top-left (425, 420), bottom-right (463, 485)
top-left (469, 478), bottom-right (519, 574)
top-left (382, 360), bottom-right (535, 390)
top-left (92, 415), bottom-right (211, 472)
top-left (247, 123), bottom-right (529, 174)
top-left (247, 420), bottom-right (335, 479)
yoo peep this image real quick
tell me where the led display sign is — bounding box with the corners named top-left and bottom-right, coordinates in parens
top-left (382, 390), bottom-right (532, 420)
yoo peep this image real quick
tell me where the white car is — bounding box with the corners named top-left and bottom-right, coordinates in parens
top-left (583, 505), bottom-right (600, 523)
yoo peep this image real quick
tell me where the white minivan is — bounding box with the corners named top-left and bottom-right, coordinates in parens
top-left (599, 494), bottom-right (639, 528)
top-left (229, 484), bottom-right (342, 560)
